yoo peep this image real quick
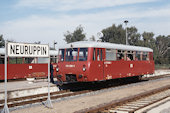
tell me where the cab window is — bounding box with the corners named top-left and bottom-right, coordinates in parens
top-left (65, 48), bottom-right (78, 61)
top-left (79, 48), bottom-right (88, 61)
top-left (59, 49), bottom-right (65, 61)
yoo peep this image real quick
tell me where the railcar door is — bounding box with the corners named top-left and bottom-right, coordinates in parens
top-left (92, 48), bottom-right (104, 81)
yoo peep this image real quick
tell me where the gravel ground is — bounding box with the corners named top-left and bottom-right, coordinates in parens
top-left (10, 75), bottom-right (170, 113)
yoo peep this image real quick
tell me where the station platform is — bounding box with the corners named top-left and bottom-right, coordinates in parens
top-left (0, 79), bottom-right (59, 100)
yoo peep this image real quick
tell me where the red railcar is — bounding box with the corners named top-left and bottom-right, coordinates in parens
top-left (56, 41), bottom-right (154, 83)
top-left (0, 48), bottom-right (58, 80)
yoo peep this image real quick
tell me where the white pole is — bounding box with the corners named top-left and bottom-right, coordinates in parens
top-left (45, 44), bottom-right (53, 108)
top-left (1, 40), bottom-right (9, 113)
top-left (126, 26), bottom-right (128, 45)
top-left (124, 20), bottom-right (129, 45)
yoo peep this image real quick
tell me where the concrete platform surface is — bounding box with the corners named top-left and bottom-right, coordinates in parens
top-left (0, 79), bottom-right (59, 99)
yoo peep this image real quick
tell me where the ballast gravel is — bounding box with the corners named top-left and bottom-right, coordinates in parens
top-left (10, 75), bottom-right (170, 113)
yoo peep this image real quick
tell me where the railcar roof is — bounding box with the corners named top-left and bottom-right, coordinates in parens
top-left (60, 41), bottom-right (153, 52)
top-left (0, 48), bottom-right (58, 55)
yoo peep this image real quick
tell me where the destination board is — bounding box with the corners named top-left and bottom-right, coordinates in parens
top-left (7, 42), bottom-right (49, 57)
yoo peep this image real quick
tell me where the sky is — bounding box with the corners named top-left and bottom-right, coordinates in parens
top-left (0, 0), bottom-right (170, 48)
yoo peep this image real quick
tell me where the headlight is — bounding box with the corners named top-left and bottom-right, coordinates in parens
top-left (82, 65), bottom-right (86, 71)
top-left (56, 67), bottom-right (59, 72)
top-left (83, 67), bottom-right (86, 71)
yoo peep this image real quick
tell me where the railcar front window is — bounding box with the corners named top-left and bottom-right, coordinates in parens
top-left (79, 48), bottom-right (88, 61)
top-left (66, 48), bottom-right (78, 61)
top-left (59, 49), bottom-right (65, 61)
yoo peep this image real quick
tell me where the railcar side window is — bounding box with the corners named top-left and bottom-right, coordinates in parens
top-left (106, 49), bottom-right (116, 61)
top-left (66, 48), bottom-right (78, 61)
top-left (117, 50), bottom-right (125, 60)
top-left (126, 51), bottom-right (134, 61)
top-left (9, 57), bottom-right (23, 64)
top-left (93, 48), bottom-right (96, 61)
top-left (135, 52), bottom-right (141, 60)
top-left (24, 58), bottom-right (35, 64)
top-left (97, 49), bottom-right (100, 61)
top-left (142, 52), bottom-right (148, 60)
top-left (50, 55), bottom-right (57, 63)
top-left (79, 48), bottom-right (88, 61)
top-left (0, 55), bottom-right (4, 64)
top-left (100, 49), bottom-right (103, 61)
top-left (38, 57), bottom-right (48, 63)
top-left (59, 49), bottom-right (65, 61)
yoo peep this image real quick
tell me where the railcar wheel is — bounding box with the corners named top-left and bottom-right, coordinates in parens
top-left (137, 75), bottom-right (143, 81)
top-left (57, 78), bottom-right (63, 86)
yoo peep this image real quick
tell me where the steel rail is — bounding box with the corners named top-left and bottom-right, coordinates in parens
top-left (76, 85), bottom-right (170, 113)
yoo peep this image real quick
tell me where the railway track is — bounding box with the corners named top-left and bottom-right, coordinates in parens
top-left (78, 85), bottom-right (170, 113)
top-left (0, 90), bottom-right (90, 109)
top-left (0, 74), bottom-right (169, 111)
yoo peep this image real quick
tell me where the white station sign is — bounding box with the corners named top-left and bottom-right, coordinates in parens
top-left (7, 42), bottom-right (49, 57)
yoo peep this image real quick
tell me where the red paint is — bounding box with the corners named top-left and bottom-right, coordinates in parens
top-left (0, 64), bottom-right (48, 80)
top-left (56, 48), bottom-right (155, 83)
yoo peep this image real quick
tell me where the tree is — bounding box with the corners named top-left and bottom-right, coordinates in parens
top-left (101, 24), bottom-right (126, 44)
top-left (142, 32), bottom-right (155, 47)
top-left (155, 35), bottom-right (170, 64)
top-left (0, 35), bottom-right (5, 48)
top-left (64, 25), bottom-right (86, 43)
top-left (127, 26), bottom-right (141, 46)
top-left (141, 32), bottom-right (159, 61)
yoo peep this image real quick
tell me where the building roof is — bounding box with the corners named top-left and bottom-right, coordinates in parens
top-left (60, 41), bottom-right (153, 52)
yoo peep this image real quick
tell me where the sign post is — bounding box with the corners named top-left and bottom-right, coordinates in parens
top-left (45, 43), bottom-right (53, 108)
top-left (1, 40), bottom-right (9, 113)
top-left (1, 42), bottom-right (52, 112)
